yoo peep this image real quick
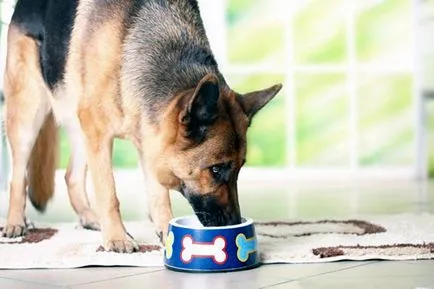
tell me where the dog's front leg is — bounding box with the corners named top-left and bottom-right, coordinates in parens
top-left (79, 114), bottom-right (137, 253)
top-left (145, 171), bottom-right (173, 244)
top-left (86, 137), bottom-right (137, 253)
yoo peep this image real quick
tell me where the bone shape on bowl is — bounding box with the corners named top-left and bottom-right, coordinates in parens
top-left (181, 235), bottom-right (227, 264)
top-left (165, 231), bottom-right (175, 259)
top-left (236, 233), bottom-right (257, 262)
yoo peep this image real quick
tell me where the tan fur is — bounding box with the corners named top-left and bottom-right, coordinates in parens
top-left (3, 24), bottom-right (52, 237)
top-left (27, 111), bottom-right (58, 212)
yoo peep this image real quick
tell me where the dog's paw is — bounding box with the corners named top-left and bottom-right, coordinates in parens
top-left (79, 209), bottom-right (100, 231)
top-left (104, 238), bottom-right (139, 253)
top-left (2, 223), bottom-right (27, 238)
top-left (2, 215), bottom-right (28, 238)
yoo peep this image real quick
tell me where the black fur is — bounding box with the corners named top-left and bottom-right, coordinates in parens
top-left (41, 0), bottom-right (78, 89)
top-left (181, 188), bottom-right (241, 227)
top-left (183, 80), bottom-right (219, 143)
top-left (11, 0), bottom-right (78, 89)
top-left (10, 0), bottom-right (47, 43)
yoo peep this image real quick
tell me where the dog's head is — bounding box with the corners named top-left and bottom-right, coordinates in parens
top-left (167, 73), bottom-right (282, 227)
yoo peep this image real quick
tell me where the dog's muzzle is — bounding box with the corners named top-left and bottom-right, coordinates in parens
top-left (180, 184), bottom-right (241, 227)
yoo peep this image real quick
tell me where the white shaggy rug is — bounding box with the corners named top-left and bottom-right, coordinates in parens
top-left (1, 213), bottom-right (433, 269)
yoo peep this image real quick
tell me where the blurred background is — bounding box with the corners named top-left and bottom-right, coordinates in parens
top-left (0, 0), bottom-right (434, 222)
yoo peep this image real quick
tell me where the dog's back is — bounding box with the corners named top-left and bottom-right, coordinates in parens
top-left (9, 0), bottom-right (219, 104)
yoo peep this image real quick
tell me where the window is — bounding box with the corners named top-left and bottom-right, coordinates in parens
top-left (0, 0), bottom-right (424, 182)
top-left (199, 0), bottom-right (421, 179)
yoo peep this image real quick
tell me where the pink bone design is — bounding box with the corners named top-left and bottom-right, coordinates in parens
top-left (181, 235), bottom-right (227, 264)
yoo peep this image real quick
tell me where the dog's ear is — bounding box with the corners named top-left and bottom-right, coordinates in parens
top-left (240, 84), bottom-right (282, 120)
top-left (179, 74), bottom-right (220, 143)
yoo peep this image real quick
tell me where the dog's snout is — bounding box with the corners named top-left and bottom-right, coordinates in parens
top-left (182, 191), bottom-right (241, 227)
top-left (226, 211), bottom-right (242, 226)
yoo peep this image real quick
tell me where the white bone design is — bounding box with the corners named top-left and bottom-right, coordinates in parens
top-left (181, 235), bottom-right (227, 264)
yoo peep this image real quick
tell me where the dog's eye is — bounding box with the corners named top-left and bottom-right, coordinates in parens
top-left (209, 162), bottom-right (231, 183)
top-left (212, 166), bottom-right (221, 174)
top-left (210, 165), bottom-right (223, 178)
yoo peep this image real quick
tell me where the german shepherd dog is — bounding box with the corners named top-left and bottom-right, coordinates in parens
top-left (3, 0), bottom-right (282, 253)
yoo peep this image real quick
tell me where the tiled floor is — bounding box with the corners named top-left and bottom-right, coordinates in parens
top-left (0, 261), bottom-right (433, 288)
top-left (1, 173), bottom-right (434, 288)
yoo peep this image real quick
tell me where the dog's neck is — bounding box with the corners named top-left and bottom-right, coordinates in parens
top-left (122, 0), bottom-right (227, 124)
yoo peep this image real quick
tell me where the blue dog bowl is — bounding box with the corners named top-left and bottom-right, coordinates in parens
top-left (164, 215), bottom-right (259, 272)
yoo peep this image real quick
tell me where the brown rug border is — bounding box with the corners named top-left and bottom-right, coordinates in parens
top-left (313, 243), bottom-right (434, 258)
top-left (255, 219), bottom-right (386, 238)
top-left (0, 227), bottom-right (58, 244)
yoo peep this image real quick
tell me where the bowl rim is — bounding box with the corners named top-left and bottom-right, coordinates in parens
top-left (169, 215), bottom-right (254, 230)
